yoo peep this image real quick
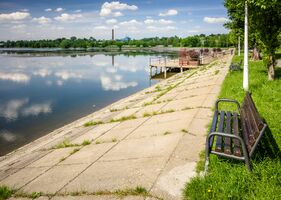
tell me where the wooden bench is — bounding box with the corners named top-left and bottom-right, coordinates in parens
top-left (229, 60), bottom-right (242, 71)
top-left (205, 92), bottom-right (267, 172)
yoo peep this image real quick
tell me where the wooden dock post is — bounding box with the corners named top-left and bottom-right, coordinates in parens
top-left (181, 67), bottom-right (183, 73)
top-left (164, 66), bottom-right (167, 78)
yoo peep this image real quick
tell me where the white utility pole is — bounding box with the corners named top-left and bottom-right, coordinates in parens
top-left (238, 36), bottom-right (241, 56)
top-left (243, 1), bottom-right (249, 91)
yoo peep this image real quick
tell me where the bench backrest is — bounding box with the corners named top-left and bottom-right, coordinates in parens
top-left (240, 92), bottom-right (265, 151)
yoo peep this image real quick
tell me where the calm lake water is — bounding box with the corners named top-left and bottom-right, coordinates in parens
top-left (0, 50), bottom-right (175, 156)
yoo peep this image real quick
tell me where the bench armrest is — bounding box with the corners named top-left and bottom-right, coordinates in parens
top-left (207, 132), bottom-right (249, 160)
top-left (215, 98), bottom-right (240, 111)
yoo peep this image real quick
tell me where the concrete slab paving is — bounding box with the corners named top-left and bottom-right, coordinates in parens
top-left (29, 148), bottom-right (76, 167)
top-left (187, 118), bottom-right (210, 136)
top-left (71, 122), bottom-right (119, 144)
top-left (127, 120), bottom-right (191, 139)
top-left (142, 109), bottom-right (197, 126)
top-left (163, 95), bottom-right (207, 110)
top-left (61, 157), bottom-right (166, 194)
top-left (21, 164), bottom-right (88, 194)
top-left (101, 134), bottom-right (181, 161)
top-left (59, 143), bottom-right (114, 165)
top-left (0, 166), bottom-right (49, 188)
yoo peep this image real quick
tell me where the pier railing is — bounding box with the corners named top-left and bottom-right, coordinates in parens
top-left (149, 57), bottom-right (178, 67)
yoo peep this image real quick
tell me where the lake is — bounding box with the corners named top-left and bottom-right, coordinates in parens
top-left (0, 50), bottom-right (175, 156)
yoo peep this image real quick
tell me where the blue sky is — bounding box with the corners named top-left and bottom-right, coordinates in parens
top-left (0, 0), bottom-right (229, 40)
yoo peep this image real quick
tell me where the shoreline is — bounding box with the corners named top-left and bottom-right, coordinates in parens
top-left (0, 70), bottom-right (176, 163)
top-left (0, 54), bottom-right (232, 199)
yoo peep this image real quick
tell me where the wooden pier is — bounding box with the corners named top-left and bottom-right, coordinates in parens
top-left (149, 57), bottom-right (199, 79)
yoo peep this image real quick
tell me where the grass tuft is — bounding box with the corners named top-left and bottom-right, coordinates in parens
top-left (110, 115), bottom-right (136, 123)
top-left (84, 121), bottom-right (103, 127)
top-left (81, 140), bottom-right (91, 146)
top-left (0, 186), bottom-right (13, 200)
top-left (70, 148), bottom-right (80, 155)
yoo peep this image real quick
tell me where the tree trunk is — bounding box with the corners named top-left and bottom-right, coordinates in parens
top-left (268, 54), bottom-right (275, 80)
top-left (252, 46), bottom-right (261, 61)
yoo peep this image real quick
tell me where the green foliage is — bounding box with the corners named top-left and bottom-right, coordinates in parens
top-left (0, 186), bottom-right (13, 200)
top-left (0, 34), bottom-right (233, 48)
top-left (225, 0), bottom-right (281, 79)
top-left (183, 55), bottom-right (281, 199)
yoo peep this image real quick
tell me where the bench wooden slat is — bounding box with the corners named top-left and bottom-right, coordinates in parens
top-left (243, 105), bottom-right (257, 146)
top-left (233, 112), bottom-right (241, 156)
top-left (224, 111), bottom-right (232, 154)
top-left (240, 109), bottom-right (251, 151)
top-left (209, 110), bottom-right (219, 148)
top-left (215, 111), bottom-right (225, 152)
top-left (245, 93), bottom-right (264, 130)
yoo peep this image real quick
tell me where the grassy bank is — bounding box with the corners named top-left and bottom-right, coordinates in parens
top-left (183, 55), bottom-right (281, 199)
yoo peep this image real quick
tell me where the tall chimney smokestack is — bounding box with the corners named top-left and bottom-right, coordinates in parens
top-left (112, 29), bottom-right (114, 41)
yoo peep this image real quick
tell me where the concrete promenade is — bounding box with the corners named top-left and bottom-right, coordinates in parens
top-left (0, 54), bottom-right (233, 200)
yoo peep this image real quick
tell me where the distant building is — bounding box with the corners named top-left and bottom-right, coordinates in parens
top-left (116, 36), bottom-right (131, 42)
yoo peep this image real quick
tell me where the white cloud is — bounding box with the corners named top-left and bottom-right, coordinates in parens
top-left (0, 12), bottom-right (30, 21)
top-left (74, 9), bottom-right (81, 13)
top-left (100, 1), bottom-right (138, 17)
top-left (188, 30), bottom-right (199, 33)
top-left (32, 16), bottom-right (52, 25)
top-left (100, 75), bottom-right (137, 91)
top-left (0, 131), bottom-right (17, 142)
top-left (167, 26), bottom-right (177, 30)
top-left (159, 9), bottom-right (178, 17)
top-left (158, 19), bottom-right (174, 25)
top-left (22, 102), bottom-right (52, 116)
top-left (94, 26), bottom-right (109, 30)
top-left (21, 9), bottom-right (29, 12)
top-left (119, 19), bottom-right (141, 26)
top-left (144, 19), bottom-right (154, 24)
top-left (113, 11), bottom-right (123, 17)
top-left (56, 7), bottom-right (64, 12)
top-left (0, 98), bottom-right (28, 120)
top-left (54, 13), bottom-right (82, 22)
top-left (0, 72), bottom-right (30, 83)
top-left (144, 19), bottom-right (174, 25)
top-left (45, 8), bottom-right (52, 12)
top-left (11, 24), bottom-right (26, 29)
top-left (33, 69), bottom-right (52, 77)
top-left (203, 17), bottom-right (228, 24)
top-left (106, 18), bottom-right (118, 24)
top-left (55, 71), bottom-right (82, 80)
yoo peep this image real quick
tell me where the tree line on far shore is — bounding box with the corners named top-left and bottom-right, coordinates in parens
top-left (0, 34), bottom-right (233, 49)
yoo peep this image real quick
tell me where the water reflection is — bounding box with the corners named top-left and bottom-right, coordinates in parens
top-left (0, 51), bottom-right (174, 155)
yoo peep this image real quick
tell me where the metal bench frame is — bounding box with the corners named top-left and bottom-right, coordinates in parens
top-left (229, 60), bottom-right (242, 71)
top-left (205, 98), bottom-right (267, 172)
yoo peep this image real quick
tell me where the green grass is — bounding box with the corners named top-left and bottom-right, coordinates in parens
top-left (70, 148), bottom-right (80, 155)
top-left (163, 131), bottom-right (171, 135)
top-left (0, 186), bottom-right (13, 200)
top-left (81, 139), bottom-right (91, 146)
top-left (183, 55), bottom-right (281, 199)
top-left (84, 121), bottom-right (103, 127)
top-left (55, 139), bottom-right (91, 149)
top-left (55, 139), bottom-right (79, 149)
top-left (110, 115), bottom-right (137, 123)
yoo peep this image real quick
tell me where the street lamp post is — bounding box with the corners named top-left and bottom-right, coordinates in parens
top-left (238, 36), bottom-right (240, 56)
top-left (243, 1), bottom-right (249, 91)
